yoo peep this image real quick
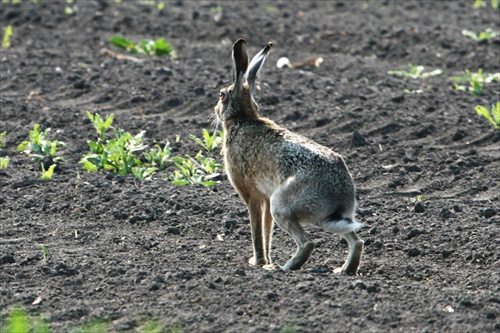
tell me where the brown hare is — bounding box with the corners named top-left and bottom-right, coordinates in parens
top-left (214, 39), bottom-right (364, 274)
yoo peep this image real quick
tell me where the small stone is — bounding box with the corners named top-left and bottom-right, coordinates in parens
top-left (452, 130), bottom-right (467, 141)
top-left (266, 292), bottom-right (278, 300)
top-left (482, 208), bottom-right (497, 218)
top-left (234, 268), bottom-right (246, 276)
top-left (367, 285), bottom-right (379, 293)
top-left (391, 94), bottom-right (405, 103)
top-left (224, 220), bottom-right (238, 229)
top-left (486, 312), bottom-right (497, 319)
top-left (167, 227), bottom-right (180, 235)
top-left (408, 248), bottom-right (422, 257)
top-left (404, 164), bottom-right (422, 172)
top-left (442, 249), bottom-right (454, 258)
top-left (406, 229), bottom-right (421, 240)
top-left (0, 255), bottom-right (15, 265)
top-left (440, 208), bottom-right (453, 220)
top-left (193, 87), bottom-right (205, 96)
top-left (453, 205), bottom-right (463, 213)
top-left (414, 201), bottom-right (425, 213)
top-left (208, 282), bottom-right (216, 290)
top-left (354, 281), bottom-right (367, 290)
top-left (352, 130), bottom-right (367, 147)
top-left (149, 283), bottom-right (160, 291)
top-left (460, 299), bottom-right (474, 307)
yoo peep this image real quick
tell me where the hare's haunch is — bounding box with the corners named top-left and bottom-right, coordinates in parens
top-left (214, 39), bottom-right (364, 273)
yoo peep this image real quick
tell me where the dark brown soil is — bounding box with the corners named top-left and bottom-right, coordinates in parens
top-left (1, 1), bottom-right (499, 332)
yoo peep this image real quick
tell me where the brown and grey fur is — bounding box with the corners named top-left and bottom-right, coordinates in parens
top-left (214, 39), bottom-right (364, 273)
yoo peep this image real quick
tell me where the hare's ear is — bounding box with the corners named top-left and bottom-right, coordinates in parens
top-left (232, 39), bottom-right (249, 91)
top-left (246, 42), bottom-right (273, 91)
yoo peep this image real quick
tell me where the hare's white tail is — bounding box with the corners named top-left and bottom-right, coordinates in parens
top-left (317, 218), bottom-right (363, 234)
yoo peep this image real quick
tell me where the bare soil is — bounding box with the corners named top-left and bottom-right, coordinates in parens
top-left (1, 1), bottom-right (499, 332)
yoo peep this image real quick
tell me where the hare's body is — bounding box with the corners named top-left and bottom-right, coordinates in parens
top-left (215, 39), bottom-right (364, 273)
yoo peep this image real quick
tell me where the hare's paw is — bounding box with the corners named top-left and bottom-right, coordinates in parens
top-left (263, 263), bottom-right (280, 271)
top-left (333, 264), bottom-right (358, 275)
top-left (248, 256), bottom-right (268, 266)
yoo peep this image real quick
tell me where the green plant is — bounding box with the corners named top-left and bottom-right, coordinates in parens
top-left (41, 164), bottom-right (56, 180)
top-left (18, 124), bottom-right (65, 162)
top-left (450, 69), bottom-right (500, 95)
top-left (388, 63), bottom-right (443, 79)
top-left (64, 0), bottom-right (77, 15)
top-left (166, 322), bottom-right (183, 333)
top-left (69, 318), bottom-right (108, 333)
top-left (110, 36), bottom-right (174, 57)
top-left (40, 244), bottom-right (47, 260)
top-left (81, 128), bottom-right (148, 174)
top-left (473, 0), bottom-right (499, 9)
top-left (170, 152), bottom-right (222, 186)
top-left (279, 322), bottom-right (296, 333)
top-left (0, 131), bottom-right (6, 148)
top-left (2, 24), bottom-right (13, 48)
top-left (131, 166), bottom-right (158, 180)
top-left (462, 28), bottom-right (499, 42)
top-left (142, 0), bottom-right (164, 11)
top-left (475, 102), bottom-right (500, 129)
top-left (143, 142), bottom-right (172, 170)
top-left (409, 194), bottom-right (426, 203)
top-left (188, 129), bottom-right (223, 153)
top-left (3, 308), bottom-right (51, 333)
top-left (0, 157), bottom-right (10, 169)
top-left (86, 111), bottom-right (114, 141)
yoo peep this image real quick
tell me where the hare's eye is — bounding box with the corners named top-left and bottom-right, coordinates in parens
top-left (219, 92), bottom-right (226, 100)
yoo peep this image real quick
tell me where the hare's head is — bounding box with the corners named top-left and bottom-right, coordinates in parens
top-left (214, 39), bottom-right (273, 124)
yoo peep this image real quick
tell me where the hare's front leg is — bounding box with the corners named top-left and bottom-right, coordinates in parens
top-left (247, 197), bottom-right (269, 266)
top-left (334, 231), bottom-right (364, 274)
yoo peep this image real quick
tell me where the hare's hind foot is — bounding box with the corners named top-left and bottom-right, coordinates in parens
top-left (334, 231), bottom-right (364, 275)
top-left (281, 240), bottom-right (315, 271)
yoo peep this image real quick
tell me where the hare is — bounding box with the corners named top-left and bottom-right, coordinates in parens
top-left (214, 39), bottom-right (364, 274)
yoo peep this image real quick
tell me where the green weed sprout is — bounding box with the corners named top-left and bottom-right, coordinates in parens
top-left (170, 151), bottom-right (222, 186)
top-left (0, 157), bottom-right (10, 169)
top-left (68, 318), bottom-right (108, 333)
top-left (2, 24), bottom-right (13, 48)
top-left (388, 63), bottom-right (443, 79)
top-left (0, 131), bottom-right (6, 147)
top-left (82, 112), bottom-right (157, 179)
top-left (3, 307), bottom-right (51, 333)
top-left (86, 111), bottom-right (114, 141)
top-left (188, 129), bottom-right (223, 153)
top-left (473, 0), bottom-right (499, 9)
top-left (450, 69), bottom-right (500, 95)
top-left (409, 194), bottom-right (426, 203)
top-left (143, 142), bottom-right (172, 170)
top-left (110, 36), bottom-right (174, 57)
top-left (81, 128), bottom-right (148, 174)
top-left (475, 102), bottom-right (500, 130)
top-left (40, 244), bottom-right (47, 260)
top-left (462, 28), bottom-right (499, 42)
top-left (41, 164), bottom-right (56, 180)
top-left (18, 124), bottom-right (65, 162)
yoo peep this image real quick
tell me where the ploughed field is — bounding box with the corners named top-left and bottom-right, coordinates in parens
top-left (1, 1), bottom-right (499, 332)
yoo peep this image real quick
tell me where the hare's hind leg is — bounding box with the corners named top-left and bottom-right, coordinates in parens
top-left (335, 231), bottom-right (364, 274)
top-left (270, 203), bottom-right (315, 271)
top-left (247, 197), bottom-right (269, 266)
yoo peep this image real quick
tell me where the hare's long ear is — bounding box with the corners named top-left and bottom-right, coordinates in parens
top-left (246, 42), bottom-right (273, 91)
top-left (232, 39), bottom-right (249, 91)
